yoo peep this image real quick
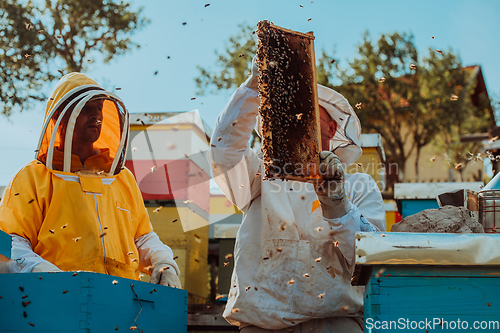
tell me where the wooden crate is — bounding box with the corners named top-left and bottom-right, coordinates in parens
top-left (355, 232), bottom-right (500, 332)
top-left (364, 265), bottom-right (500, 332)
top-left (0, 271), bottom-right (187, 332)
top-left (147, 206), bottom-right (208, 304)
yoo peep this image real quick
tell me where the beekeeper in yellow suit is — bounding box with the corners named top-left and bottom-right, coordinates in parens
top-left (0, 73), bottom-right (181, 288)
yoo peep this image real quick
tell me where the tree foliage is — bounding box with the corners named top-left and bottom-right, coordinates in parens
top-left (0, 0), bottom-right (148, 116)
top-left (329, 32), bottom-right (494, 182)
top-left (195, 23), bottom-right (256, 95)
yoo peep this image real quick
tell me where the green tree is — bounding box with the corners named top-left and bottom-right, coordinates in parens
top-left (195, 23), bottom-right (256, 95)
top-left (0, 0), bottom-right (148, 116)
top-left (329, 32), bottom-right (494, 183)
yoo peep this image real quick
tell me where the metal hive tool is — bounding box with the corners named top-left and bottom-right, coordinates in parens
top-left (256, 20), bottom-right (322, 182)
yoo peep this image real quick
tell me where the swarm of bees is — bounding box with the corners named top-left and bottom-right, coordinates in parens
top-left (256, 20), bottom-right (321, 181)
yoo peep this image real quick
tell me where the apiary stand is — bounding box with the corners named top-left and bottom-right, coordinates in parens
top-left (0, 271), bottom-right (188, 332)
top-left (354, 232), bottom-right (500, 332)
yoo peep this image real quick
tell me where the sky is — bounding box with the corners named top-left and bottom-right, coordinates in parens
top-left (1, 0), bottom-right (500, 185)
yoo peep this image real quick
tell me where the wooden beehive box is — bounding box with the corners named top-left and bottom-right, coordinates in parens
top-left (354, 232), bottom-right (500, 332)
top-left (0, 272), bottom-right (188, 332)
top-left (146, 206), bottom-right (209, 304)
top-left (256, 21), bottom-right (322, 182)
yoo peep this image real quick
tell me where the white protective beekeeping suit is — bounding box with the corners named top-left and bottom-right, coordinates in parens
top-left (209, 75), bottom-right (386, 330)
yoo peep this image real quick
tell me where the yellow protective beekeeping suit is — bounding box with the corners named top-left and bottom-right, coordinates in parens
top-left (0, 73), bottom-right (152, 279)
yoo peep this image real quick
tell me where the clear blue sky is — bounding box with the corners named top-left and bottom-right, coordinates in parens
top-left (1, 0), bottom-right (499, 185)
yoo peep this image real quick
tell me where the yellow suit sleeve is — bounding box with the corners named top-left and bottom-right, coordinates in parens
top-left (0, 163), bottom-right (45, 248)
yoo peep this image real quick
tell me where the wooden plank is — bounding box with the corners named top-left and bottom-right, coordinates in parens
top-left (0, 272), bottom-right (188, 332)
top-left (375, 265), bottom-right (500, 278)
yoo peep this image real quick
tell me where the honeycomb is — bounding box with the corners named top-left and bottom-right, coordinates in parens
top-left (256, 20), bottom-right (321, 182)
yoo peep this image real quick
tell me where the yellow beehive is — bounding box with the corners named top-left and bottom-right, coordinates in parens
top-left (346, 133), bottom-right (386, 191)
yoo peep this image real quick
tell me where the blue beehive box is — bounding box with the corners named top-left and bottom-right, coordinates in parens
top-left (354, 232), bottom-right (500, 332)
top-left (394, 182), bottom-right (483, 219)
top-left (0, 271), bottom-right (188, 332)
top-left (0, 229), bottom-right (11, 259)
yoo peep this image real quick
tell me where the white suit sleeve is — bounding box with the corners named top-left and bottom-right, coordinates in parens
top-left (324, 174), bottom-right (385, 265)
top-left (11, 234), bottom-right (52, 273)
top-left (135, 231), bottom-right (180, 276)
top-left (209, 84), bottom-right (263, 212)
top-left (346, 173), bottom-right (386, 232)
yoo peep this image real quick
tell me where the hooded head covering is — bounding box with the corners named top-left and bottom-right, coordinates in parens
top-left (317, 84), bottom-right (362, 166)
top-left (35, 73), bottom-right (129, 175)
top-left (256, 84), bottom-right (362, 166)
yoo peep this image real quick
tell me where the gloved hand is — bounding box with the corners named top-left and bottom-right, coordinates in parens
top-left (242, 55), bottom-right (259, 91)
top-left (31, 261), bottom-right (62, 273)
top-left (149, 251), bottom-right (182, 289)
top-left (315, 151), bottom-right (350, 219)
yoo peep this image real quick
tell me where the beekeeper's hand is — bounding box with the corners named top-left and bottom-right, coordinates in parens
top-left (31, 261), bottom-right (62, 273)
top-left (315, 151), bottom-right (350, 219)
top-left (150, 251), bottom-right (182, 288)
top-left (243, 55), bottom-right (259, 91)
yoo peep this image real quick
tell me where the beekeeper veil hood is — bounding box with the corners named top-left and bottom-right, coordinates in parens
top-left (35, 73), bottom-right (129, 175)
top-left (255, 84), bottom-right (362, 166)
top-left (317, 84), bottom-right (362, 165)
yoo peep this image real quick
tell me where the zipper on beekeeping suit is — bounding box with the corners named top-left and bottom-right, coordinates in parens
top-left (91, 192), bottom-right (108, 273)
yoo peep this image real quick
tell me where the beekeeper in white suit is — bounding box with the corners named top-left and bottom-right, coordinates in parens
top-left (209, 59), bottom-right (386, 332)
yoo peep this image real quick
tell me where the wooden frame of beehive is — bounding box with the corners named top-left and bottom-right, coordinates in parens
top-left (256, 21), bottom-right (322, 182)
